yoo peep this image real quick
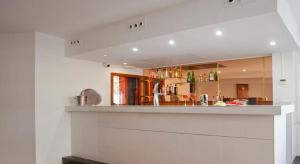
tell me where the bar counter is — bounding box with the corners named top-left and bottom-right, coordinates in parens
top-left (66, 105), bottom-right (293, 115)
top-left (66, 105), bottom-right (294, 164)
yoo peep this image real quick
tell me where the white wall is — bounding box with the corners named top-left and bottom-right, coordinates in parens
top-left (99, 66), bottom-right (143, 106)
top-left (294, 51), bottom-right (300, 156)
top-left (0, 33), bottom-right (36, 164)
top-left (35, 32), bottom-right (142, 164)
top-left (272, 52), bottom-right (296, 104)
top-left (272, 52), bottom-right (298, 163)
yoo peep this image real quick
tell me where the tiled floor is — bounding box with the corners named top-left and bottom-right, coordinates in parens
top-left (294, 157), bottom-right (300, 164)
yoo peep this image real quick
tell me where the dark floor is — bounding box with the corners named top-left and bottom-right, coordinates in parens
top-left (63, 156), bottom-right (300, 164)
top-left (294, 157), bottom-right (300, 164)
top-left (62, 156), bottom-right (108, 164)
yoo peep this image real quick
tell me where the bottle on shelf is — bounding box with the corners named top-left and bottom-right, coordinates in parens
top-left (156, 69), bottom-right (160, 79)
top-left (166, 85), bottom-right (169, 95)
top-left (174, 67), bottom-right (179, 78)
top-left (209, 71), bottom-right (215, 81)
top-left (199, 74), bottom-right (203, 82)
top-left (179, 66), bottom-right (183, 78)
top-left (169, 68), bottom-right (173, 78)
top-left (191, 71), bottom-right (196, 83)
top-left (187, 72), bottom-right (191, 83)
top-left (214, 71), bottom-right (219, 81)
top-left (204, 73), bottom-right (208, 82)
top-left (164, 68), bottom-right (169, 79)
top-left (188, 71), bottom-right (196, 93)
top-left (212, 96), bottom-right (216, 105)
top-left (158, 84), bottom-right (161, 93)
top-left (174, 84), bottom-right (178, 95)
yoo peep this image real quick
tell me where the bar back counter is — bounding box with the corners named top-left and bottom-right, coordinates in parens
top-left (66, 105), bottom-right (294, 164)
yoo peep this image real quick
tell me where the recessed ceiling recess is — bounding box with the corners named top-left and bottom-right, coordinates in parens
top-left (225, 0), bottom-right (240, 7)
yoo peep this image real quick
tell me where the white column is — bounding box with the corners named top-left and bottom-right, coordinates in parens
top-left (272, 51), bottom-right (299, 163)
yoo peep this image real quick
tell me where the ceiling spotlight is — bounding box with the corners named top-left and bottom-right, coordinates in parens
top-left (132, 47), bottom-right (139, 52)
top-left (269, 41), bottom-right (277, 46)
top-left (242, 69), bottom-right (247, 72)
top-left (123, 62), bottom-right (128, 65)
top-left (103, 54), bottom-right (108, 57)
top-left (168, 40), bottom-right (175, 45)
top-left (215, 30), bottom-right (223, 36)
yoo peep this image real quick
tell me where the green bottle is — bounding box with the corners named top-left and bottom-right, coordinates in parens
top-left (187, 72), bottom-right (191, 83)
top-left (191, 71), bottom-right (196, 83)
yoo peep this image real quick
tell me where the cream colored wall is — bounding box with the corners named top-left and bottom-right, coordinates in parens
top-left (196, 78), bottom-right (273, 100)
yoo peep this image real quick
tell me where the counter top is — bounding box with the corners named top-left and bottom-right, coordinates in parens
top-left (65, 105), bottom-right (294, 116)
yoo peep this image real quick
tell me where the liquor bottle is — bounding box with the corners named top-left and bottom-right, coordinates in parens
top-left (188, 71), bottom-right (194, 93)
top-left (174, 67), bottom-right (179, 78)
top-left (166, 85), bottom-right (169, 95)
top-left (212, 96), bottom-right (216, 105)
top-left (164, 68), bottom-right (169, 79)
top-left (191, 71), bottom-right (196, 83)
top-left (169, 68), bottom-right (173, 78)
top-left (214, 71), bottom-right (219, 81)
top-left (160, 83), bottom-right (164, 93)
top-left (204, 73), bottom-right (208, 82)
top-left (199, 74), bottom-right (203, 82)
top-left (169, 84), bottom-right (172, 95)
top-left (156, 69), bottom-right (160, 79)
top-left (187, 72), bottom-right (191, 83)
top-left (174, 84), bottom-right (178, 95)
top-left (209, 71), bottom-right (215, 81)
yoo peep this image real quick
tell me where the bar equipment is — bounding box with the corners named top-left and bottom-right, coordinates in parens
top-left (199, 94), bottom-right (208, 106)
top-left (76, 95), bottom-right (87, 106)
top-left (75, 89), bottom-right (101, 106)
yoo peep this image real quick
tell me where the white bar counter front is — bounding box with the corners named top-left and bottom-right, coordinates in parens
top-left (66, 105), bottom-right (294, 164)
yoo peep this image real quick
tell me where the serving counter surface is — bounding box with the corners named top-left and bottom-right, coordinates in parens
top-left (66, 105), bottom-right (294, 116)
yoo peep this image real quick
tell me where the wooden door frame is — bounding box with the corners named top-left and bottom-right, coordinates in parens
top-left (111, 73), bottom-right (145, 105)
top-left (236, 84), bottom-right (249, 99)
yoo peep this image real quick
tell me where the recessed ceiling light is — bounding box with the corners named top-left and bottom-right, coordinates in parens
top-left (168, 40), bottom-right (175, 45)
top-left (123, 62), bottom-right (128, 65)
top-left (132, 47), bottom-right (139, 52)
top-left (103, 54), bottom-right (108, 57)
top-left (269, 41), bottom-right (277, 46)
top-left (215, 30), bottom-right (223, 36)
top-left (242, 69), bottom-right (247, 72)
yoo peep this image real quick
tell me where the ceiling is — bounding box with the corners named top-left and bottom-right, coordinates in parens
top-left (0, 0), bottom-right (188, 37)
top-left (73, 13), bottom-right (298, 68)
top-left (1, 0), bottom-right (299, 69)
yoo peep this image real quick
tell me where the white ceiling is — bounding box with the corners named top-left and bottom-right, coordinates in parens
top-left (0, 0), bottom-right (188, 37)
top-left (1, 0), bottom-right (299, 69)
top-left (73, 13), bottom-right (298, 68)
